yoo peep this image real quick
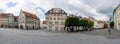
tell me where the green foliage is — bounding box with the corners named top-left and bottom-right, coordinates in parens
top-left (65, 17), bottom-right (94, 31)
top-left (79, 19), bottom-right (94, 27)
top-left (88, 20), bottom-right (94, 27)
top-left (110, 21), bottom-right (114, 28)
top-left (79, 19), bottom-right (94, 31)
top-left (103, 23), bottom-right (108, 28)
top-left (79, 19), bottom-right (88, 27)
top-left (65, 17), bottom-right (79, 27)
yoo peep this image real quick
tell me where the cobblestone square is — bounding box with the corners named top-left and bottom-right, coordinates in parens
top-left (0, 28), bottom-right (120, 44)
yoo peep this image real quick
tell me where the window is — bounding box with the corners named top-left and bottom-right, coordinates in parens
top-left (50, 18), bottom-right (52, 20)
top-left (54, 17), bottom-right (56, 20)
top-left (53, 14), bottom-right (55, 16)
top-left (50, 11), bottom-right (52, 13)
top-left (62, 11), bottom-right (64, 13)
top-left (55, 26), bottom-right (58, 31)
top-left (60, 27), bottom-right (64, 31)
top-left (55, 22), bottom-right (59, 25)
top-left (52, 14), bottom-right (54, 16)
top-left (58, 14), bottom-right (60, 16)
top-left (49, 26), bottom-right (52, 31)
top-left (58, 18), bottom-right (60, 20)
top-left (60, 14), bottom-right (62, 16)
top-left (64, 18), bottom-right (66, 19)
top-left (49, 22), bottom-right (52, 25)
top-left (61, 18), bottom-right (63, 20)
top-left (61, 22), bottom-right (64, 25)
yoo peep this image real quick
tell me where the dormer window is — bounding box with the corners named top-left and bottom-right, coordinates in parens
top-left (50, 11), bottom-right (52, 13)
top-left (62, 11), bottom-right (64, 13)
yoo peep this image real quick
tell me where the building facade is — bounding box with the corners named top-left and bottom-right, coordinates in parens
top-left (0, 13), bottom-right (11, 28)
top-left (18, 10), bottom-right (40, 30)
top-left (94, 20), bottom-right (105, 29)
top-left (40, 20), bottom-right (47, 29)
top-left (0, 13), bottom-right (19, 28)
top-left (45, 8), bottom-right (67, 31)
top-left (8, 15), bottom-right (18, 28)
top-left (114, 4), bottom-right (120, 30)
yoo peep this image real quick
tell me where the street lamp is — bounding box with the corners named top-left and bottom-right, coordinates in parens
top-left (108, 16), bottom-right (113, 29)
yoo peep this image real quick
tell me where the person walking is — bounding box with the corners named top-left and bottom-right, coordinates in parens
top-left (108, 29), bottom-right (111, 34)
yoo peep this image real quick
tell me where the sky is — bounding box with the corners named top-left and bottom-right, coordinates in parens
top-left (0, 0), bottom-right (120, 21)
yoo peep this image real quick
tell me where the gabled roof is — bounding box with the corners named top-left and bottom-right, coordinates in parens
top-left (46, 8), bottom-right (67, 15)
top-left (22, 11), bottom-right (39, 20)
top-left (14, 16), bottom-right (18, 19)
top-left (97, 21), bottom-right (105, 24)
top-left (0, 13), bottom-right (13, 18)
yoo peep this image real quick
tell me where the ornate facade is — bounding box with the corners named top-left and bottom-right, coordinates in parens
top-left (114, 4), bottom-right (120, 30)
top-left (0, 13), bottom-right (17, 28)
top-left (0, 13), bottom-right (10, 28)
top-left (18, 10), bottom-right (40, 30)
top-left (45, 8), bottom-right (67, 31)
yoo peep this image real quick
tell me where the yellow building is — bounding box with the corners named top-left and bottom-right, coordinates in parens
top-left (113, 4), bottom-right (120, 30)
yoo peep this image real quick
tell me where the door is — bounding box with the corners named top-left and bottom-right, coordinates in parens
top-left (49, 26), bottom-right (52, 31)
top-left (20, 25), bottom-right (23, 29)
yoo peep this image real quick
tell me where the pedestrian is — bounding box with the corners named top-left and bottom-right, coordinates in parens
top-left (108, 29), bottom-right (111, 34)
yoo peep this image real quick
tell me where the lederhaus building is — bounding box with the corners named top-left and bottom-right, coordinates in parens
top-left (18, 10), bottom-right (40, 30)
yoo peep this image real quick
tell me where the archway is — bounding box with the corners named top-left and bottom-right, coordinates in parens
top-left (26, 26), bottom-right (28, 29)
top-left (1, 25), bottom-right (3, 28)
top-left (20, 25), bottom-right (23, 29)
top-left (32, 26), bottom-right (34, 29)
top-left (43, 26), bottom-right (47, 29)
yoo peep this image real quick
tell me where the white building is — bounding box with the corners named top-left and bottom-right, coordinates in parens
top-left (94, 20), bottom-right (105, 29)
top-left (45, 8), bottom-right (67, 31)
top-left (40, 20), bottom-right (47, 29)
top-left (8, 15), bottom-right (18, 28)
top-left (0, 13), bottom-right (11, 28)
top-left (18, 10), bottom-right (40, 30)
top-left (0, 13), bottom-right (18, 28)
top-left (114, 4), bottom-right (120, 30)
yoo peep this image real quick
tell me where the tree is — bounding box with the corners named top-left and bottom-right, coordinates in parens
top-left (87, 20), bottom-right (94, 30)
top-left (65, 17), bottom-right (79, 32)
top-left (79, 19), bottom-right (94, 31)
top-left (79, 19), bottom-right (88, 31)
top-left (110, 21), bottom-right (114, 29)
top-left (103, 23), bottom-right (108, 29)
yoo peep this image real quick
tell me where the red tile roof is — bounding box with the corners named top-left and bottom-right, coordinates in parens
top-left (22, 11), bottom-right (39, 20)
top-left (43, 21), bottom-right (47, 24)
top-left (14, 16), bottom-right (18, 19)
top-left (97, 21), bottom-right (105, 24)
top-left (0, 13), bottom-right (12, 18)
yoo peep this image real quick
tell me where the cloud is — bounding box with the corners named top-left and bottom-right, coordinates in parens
top-left (36, 7), bottom-right (46, 14)
top-left (0, 0), bottom-right (119, 21)
top-left (0, 9), bottom-right (5, 13)
top-left (6, 2), bottom-right (18, 8)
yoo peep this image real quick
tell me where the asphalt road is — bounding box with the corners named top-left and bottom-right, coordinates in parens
top-left (0, 28), bottom-right (120, 44)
